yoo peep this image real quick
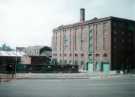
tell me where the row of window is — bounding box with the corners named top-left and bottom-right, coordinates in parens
top-left (113, 38), bottom-right (132, 43)
top-left (89, 53), bottom-right (108, 57)
top-left (53, 53), bottom-right (84, 57)
top-left (113, 22), bottom-right (135, 30)
top-left (54, 53), bottom-right (108, 57)
top-left (58, 60), bottom-right (84, 65)
top-left (113, 31), bottom-right (132, 36)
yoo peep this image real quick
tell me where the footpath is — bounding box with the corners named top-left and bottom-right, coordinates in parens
top-left (0, 72), bottom-right (135, 82)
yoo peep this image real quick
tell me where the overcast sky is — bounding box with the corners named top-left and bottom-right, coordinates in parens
top-left (0, 0), bottom-right (134, 48)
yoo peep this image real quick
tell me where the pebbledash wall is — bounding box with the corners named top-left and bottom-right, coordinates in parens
top-left (52, 9), bottom-right (135, 72)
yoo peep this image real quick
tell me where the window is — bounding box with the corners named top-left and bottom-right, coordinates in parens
top-left (96, 53), bottom-right (100, 57)
top-left (113, 45), bottom-right (117, 49)
top-left (121, 39), bottom-right (125, 43)
top-left (113, 23), bottom-right (117, 27)
top-left (81, 61), bottom-right (84, 65)
top-left (89, 55), bottom-right (92, 60)
top-left (64, 60), bottom-right (67, 64)
top-left (128, 24), bottom-right (134, 32)
top-left (113, 31), bottom-right (117, 35)
top-left (89, 54), bottom-right (92, 56)
top-left (103, 53), bottom-right (107, 57)
top-left (69, 60), bottom-right (72, 64)
top-left (59, 60), bottom-right (62, 64)
top-left (64, 53), bottom-right (67, 56)
top-left (75, 60), bottom-right (78, 65)
top-left (75, 53), bottom-right (78, 56)
top-left (121, 32), bottom-right (125, 35)
top-left (81, 53), bottom-right (84, 56)
top-left (53, 53), bottom-right (57, 56)
top-left (113, 38), bottom-right (117, 42)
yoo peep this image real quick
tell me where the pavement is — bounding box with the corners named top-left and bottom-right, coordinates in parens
top-left (0, 72), bottom-right (135, 81)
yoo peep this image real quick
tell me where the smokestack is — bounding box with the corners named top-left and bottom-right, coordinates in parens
top-left (80, 8), bottom-right (85, 22)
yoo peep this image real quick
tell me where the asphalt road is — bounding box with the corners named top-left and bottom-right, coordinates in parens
top-left (0, 76), bottom-right (135, 97)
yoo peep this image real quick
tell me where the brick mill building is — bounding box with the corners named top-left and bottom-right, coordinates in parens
top-left (52, 8), bottom-right (135, 72)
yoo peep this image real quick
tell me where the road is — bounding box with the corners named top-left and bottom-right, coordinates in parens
top-left (0, 75), bottom-right (135, 97)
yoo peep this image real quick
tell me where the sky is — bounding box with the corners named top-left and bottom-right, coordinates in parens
top-left (0, 0), bottom-right (135, 48)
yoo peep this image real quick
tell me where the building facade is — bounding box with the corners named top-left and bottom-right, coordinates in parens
top-left (52, 9), bottom-right (135, 72)
top-left (18, 46), bottom-right (52, 73)
top-left (0, 51), bottom-right (25, 73)
top-left (21, 46), bottom-right (52, 65)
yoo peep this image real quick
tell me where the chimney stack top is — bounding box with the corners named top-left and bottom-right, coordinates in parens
top-left (80, 8), bottom-right (85, 22)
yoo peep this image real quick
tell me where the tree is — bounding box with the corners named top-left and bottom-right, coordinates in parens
top-left (0, 44), bottom-right (13, 51)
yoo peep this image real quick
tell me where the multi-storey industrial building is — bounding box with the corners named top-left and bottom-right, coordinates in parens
top-left (52, 8), bottom-right (135, 72)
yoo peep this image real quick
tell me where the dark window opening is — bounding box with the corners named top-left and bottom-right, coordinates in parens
top-left (75, 53), bottom-right (78, 56)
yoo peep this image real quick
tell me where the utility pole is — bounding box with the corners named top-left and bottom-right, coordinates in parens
top-left (15, 48), bottom-right (17, 78)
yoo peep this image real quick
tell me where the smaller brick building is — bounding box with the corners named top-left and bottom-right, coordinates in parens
top-left (20, 46), bottom-right (52, 72)
top-left (21, 46), bottom-right (51, 64)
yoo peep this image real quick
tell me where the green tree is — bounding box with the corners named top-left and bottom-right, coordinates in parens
top-left (0, 44), bottom-right (13, 51)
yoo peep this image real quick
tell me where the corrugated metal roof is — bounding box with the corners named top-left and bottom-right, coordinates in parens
top-left (0, 51), bottom-right (25, 57)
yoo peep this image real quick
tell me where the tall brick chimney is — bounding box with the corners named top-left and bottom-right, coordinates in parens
top-left (80, 8), bottom-right (85, 22)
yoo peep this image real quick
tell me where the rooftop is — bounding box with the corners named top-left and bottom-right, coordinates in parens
top-left (53, 16), bottom-right (135, 31)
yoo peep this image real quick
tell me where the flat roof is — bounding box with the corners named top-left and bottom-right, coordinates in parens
top-left (53, 16), bottom-right (135, 31)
